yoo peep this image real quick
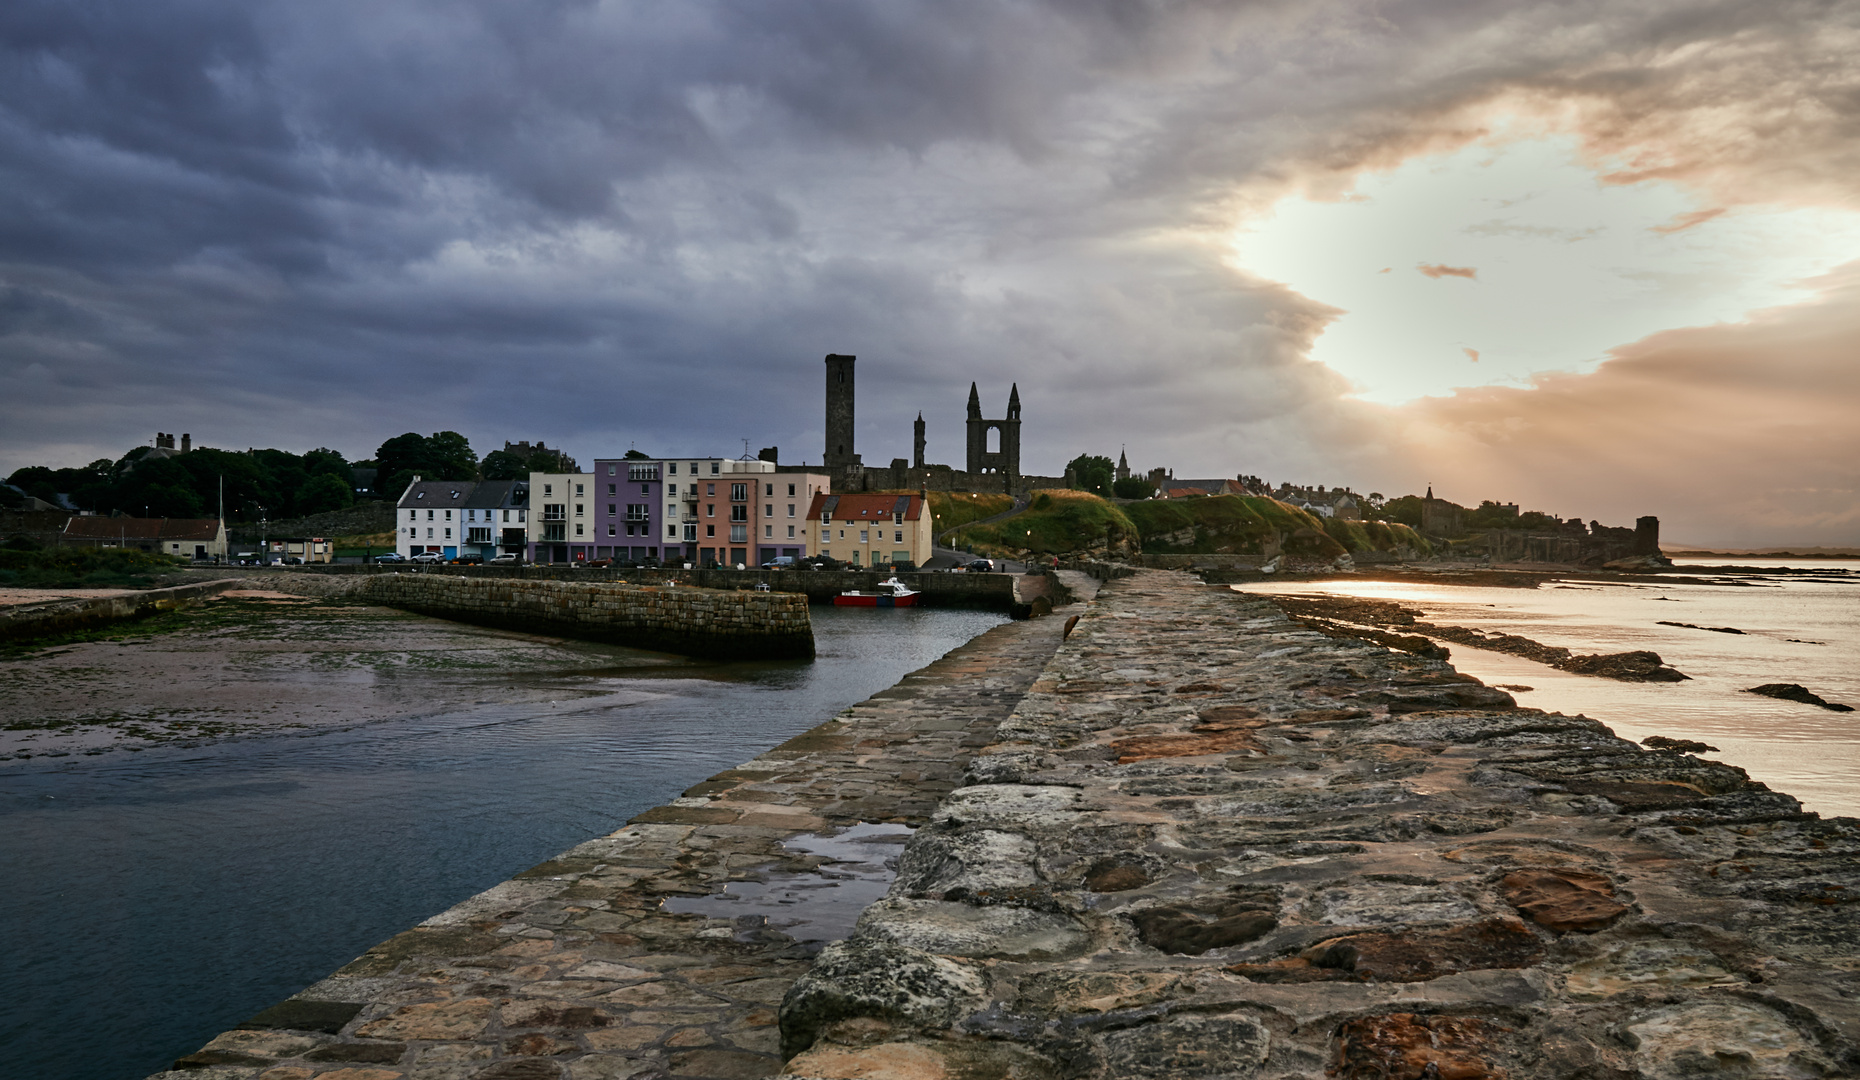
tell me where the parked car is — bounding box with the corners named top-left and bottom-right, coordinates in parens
top-left (761, 556), bottom-right (796, 570)
top-left (489, 553), bottom-right (520, 564)
top-left (967, 559), bottom-right (995, 572)
top-left (638, 558), bottom-right (661, 569)
top-left (410, 551), bottom-right (445, 563)
top-left (584, 558), bottom-right (613, 568)
top-left (280, 556), bottom-right (303, 565)
top-left (373, 552), bottom-right (407, 563)
top-left (452, 554), bottom-right (483, 565)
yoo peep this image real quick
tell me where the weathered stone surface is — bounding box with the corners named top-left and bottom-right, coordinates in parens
top-left (1097, 1014), bottom-right (1270, 1077)
top-left (777, 939), bottom-right (986, 1058)
top-left (1130, 887), bottom-right (1279, 955)
top-left (1502, 868), bottom-right (1629, 931)
top-left (1332, 1013), bottom-right (1503, 1080)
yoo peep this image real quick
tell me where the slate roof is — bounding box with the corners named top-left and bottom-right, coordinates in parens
top-left (398, 479), bottom-right (477, 510)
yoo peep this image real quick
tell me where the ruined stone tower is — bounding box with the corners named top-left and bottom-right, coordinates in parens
top-left (823, 354), bottom-right (861, 487)
top-left (913, 412), bottom-right (926, 470)
top-left (964, 382), bottom-right (1021, 482)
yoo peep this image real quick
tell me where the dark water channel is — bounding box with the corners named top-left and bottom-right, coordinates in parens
top-left (0, 606), bottom-right (1006, 1080)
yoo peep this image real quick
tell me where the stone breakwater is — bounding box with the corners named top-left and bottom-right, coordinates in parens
top-left (145, 569), bottom-right (1860, 1080)
top-left (358, 574), bottom-right (814, 660)
top-left (778, 570), bottom-right (1860, 1078)
top-left (147, 588), bottom-right (1079, 1080)
top-left (0, 577), bottom-right (240, 641)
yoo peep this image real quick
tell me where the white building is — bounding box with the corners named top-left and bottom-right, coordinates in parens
top-left (397, 478), bottom-right (477, 558)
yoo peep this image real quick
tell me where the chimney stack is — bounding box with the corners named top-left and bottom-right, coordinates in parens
top-left (181, 433), bottom-right (191, 453)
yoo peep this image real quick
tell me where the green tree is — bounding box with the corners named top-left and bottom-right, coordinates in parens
top-left (1112, 476), bottom-right (1151, 500)
top-left (302, 447), bottom-right (351, 480)
top-left (623, 449), bottom-right (650, 460)
top-left (297, 472), bottom-right (355, 515)
top-left (479, 449), bottom-right (531, 481)
top-left (425, 431), bottom-right (478, 480)
top-left (1066, 454), bottom-right (1116, 497)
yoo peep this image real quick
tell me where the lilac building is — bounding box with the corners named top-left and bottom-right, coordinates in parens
top-left (592, 458), bottom-right (665, 563)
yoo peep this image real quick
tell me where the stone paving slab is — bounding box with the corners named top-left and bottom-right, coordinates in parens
top-left (147, 579), bottom-right (1092, 1080)
top-left (777, 570), bottom-right (1860, 1079)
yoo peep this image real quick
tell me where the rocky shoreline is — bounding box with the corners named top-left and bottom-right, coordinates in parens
top-left (148, 569), bottom-right (1860, 1079)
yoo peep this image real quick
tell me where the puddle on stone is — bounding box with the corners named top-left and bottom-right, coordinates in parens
top-left (664, 821), bottom-right (913, 941)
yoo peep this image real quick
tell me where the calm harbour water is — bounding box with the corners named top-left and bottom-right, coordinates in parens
top-left (1236, 559), bottom-right (1860, 819)
top-left (0, 605), bottom-right (1005, 1080)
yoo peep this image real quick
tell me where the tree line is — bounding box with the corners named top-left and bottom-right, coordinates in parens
top-left (4, 432), bottom-right (571, 523)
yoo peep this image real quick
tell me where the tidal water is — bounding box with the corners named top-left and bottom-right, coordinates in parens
top-left (0, 605), bottom-right (1006, 1080)
top-left (1236, 559), bottom-right (1860, 818)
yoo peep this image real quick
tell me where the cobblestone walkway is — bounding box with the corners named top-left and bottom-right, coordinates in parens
top-left (150, 586), bottom-right (1085, 1080)
top-left (779, 570), bottom-right (1860, 1078)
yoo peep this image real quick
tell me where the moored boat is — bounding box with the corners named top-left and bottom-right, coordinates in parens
top-left (835, 576), bottom-right (921, 607)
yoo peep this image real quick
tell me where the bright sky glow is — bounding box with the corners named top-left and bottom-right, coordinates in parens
top-left (1231, 136), bottom-right (1860, 402)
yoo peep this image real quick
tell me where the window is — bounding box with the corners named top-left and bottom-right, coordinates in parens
top-left (608, 464), bottom-right (616, 475)
top-left (668, 463), bottom-right (678, 475)
top-left (787, 504), bottom-right (795, 517)
top-left (607, 525), bottom-right (616, 536)
top-left (730, 525), bottom-right (747, 543)
top-left (629, 464), bottom-right (658, 482)
top-left (730, 483), bottom-right (747, 502)
top-left (787, 525), bottom-right (795, 538)
top-left (445, 509), bottom-right (452, 520)
top-left (640, 484), bottom-right (649, 495)
top-left (544, 484), bottom-right (552, 496)
top-left (625, 504), bottom-right (648, 522)
top-left (730, 505), bottom-right (747, 522)
top-left (710, 462), bottom-right (719, 474)
top-left (894, 513), bottom-right (903, 525)
top-left (860, 530), bottom-right (868, 543)
top-left (706, 524), bottom-right (715, 537)
top-left (608, 504), bottom-right (616, 516)
top-left (427, 510), bottom-right (434, 521)
top-left (787, 483), bottom-right (795, 496)
top-left (426, 528), bottom-right (433, 538)
top-left (706, 484), bottom-right (715, 496)
top-left (668, 524), bottom-right (677, 537)
top-left (518, 510), bottom-right (526, 523)
top-left (575, 504), bottom-right (584, 517)
top-left (408, 510), bottom-right (416, 520)
top-left (445, 528), bottom-right (452, 539)
top-left (895, 531), bottom-right (904, 542)
top-left (502, 510), bottom-right (509, 522)
top-left (575, 484), bottom-right (584, 496)
top-left (765, 483), bottom-right (773, 497)
top-left (764, 504), bottom-right (773, 516)
top-left (821, 510), bottom-right (831, 524)
top-left (764, 524), bottom-right (773, 538)
top-left (706, 504), bottom-right (714, 517)
top-left (575, 523), bottom-right (584, 536)
top-left (667, 484), bottom-right (677, 496)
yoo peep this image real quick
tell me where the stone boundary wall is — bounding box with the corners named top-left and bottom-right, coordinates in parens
top-left (232, 564), bottom-right (1022, 610)
top-left (0, 578), bottom-right (241, 641)
top-left (357, 575), bottom-right (814, 660)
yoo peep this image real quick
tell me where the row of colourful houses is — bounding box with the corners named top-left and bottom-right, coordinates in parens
top-left (394, 458), bottom-right (934, 568)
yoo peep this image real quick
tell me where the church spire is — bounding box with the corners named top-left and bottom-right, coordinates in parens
top-left (967, 382), bottom-right (982, 420)
top-left (1007, 382), bottom-right (1021, 421)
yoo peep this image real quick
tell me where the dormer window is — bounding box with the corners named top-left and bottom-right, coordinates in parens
top-left (416, 491), bottom-right (426, 499)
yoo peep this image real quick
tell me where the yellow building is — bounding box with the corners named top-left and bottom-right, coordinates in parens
top-left (805, 492), bottom-right (932, 568)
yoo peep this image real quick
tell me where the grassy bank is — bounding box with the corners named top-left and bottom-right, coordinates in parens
top-left (962, 490), bottom-right (1135, 556)
top-left (0, 545), bottom-right (186, 588)
top-left (927, 492), bottom-right (1015, 539)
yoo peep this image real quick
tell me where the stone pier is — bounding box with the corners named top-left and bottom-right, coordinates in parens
top-left (779, 570), bottom-right (1860, 1078)
top-left (150, 570), bottom-right (1860, 1079)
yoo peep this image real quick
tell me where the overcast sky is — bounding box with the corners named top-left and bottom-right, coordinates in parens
top-left (2, 0), bottom-right (1855, 546)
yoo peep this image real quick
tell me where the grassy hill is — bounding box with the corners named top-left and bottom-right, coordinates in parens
top-left (960, 490), bottom-right (1136, 558)
top-left (931, 488), bottom-right (1431, 562)
top-left (925, 492), bottom-right (1015, 540)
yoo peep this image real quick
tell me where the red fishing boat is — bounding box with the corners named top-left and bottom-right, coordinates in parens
top-left (834, 577), bottom-right (921, 607)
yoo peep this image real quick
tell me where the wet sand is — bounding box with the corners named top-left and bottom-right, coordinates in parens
top-left (0, 592), bottom-right (705, 760)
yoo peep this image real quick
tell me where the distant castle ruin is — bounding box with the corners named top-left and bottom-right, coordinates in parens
top-left (816, 354), bottom-right (1060, 494)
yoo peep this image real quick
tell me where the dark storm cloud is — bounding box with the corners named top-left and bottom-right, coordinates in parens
top-left (1, 0), bottom-right (1855, 542)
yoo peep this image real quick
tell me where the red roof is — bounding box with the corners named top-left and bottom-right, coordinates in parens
top-left (63, 517), bottom-right (223, 541)
top-left (805, 492), bottom-right (924, 522)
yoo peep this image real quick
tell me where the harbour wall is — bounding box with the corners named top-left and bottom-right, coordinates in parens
top-left (248, 563), bottom-right (1023, 610)
top-left (356, 574), bottom-right (815, 660)
top-left (0, 578), bottom-right (240, 641)
top-left (150, 569), bottom-right (1860, 1079)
